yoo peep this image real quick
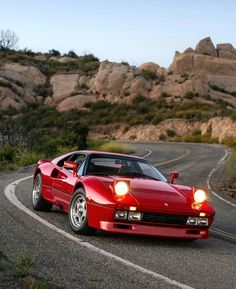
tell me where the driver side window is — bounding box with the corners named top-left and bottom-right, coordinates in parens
top-left (67, 153), bottom-right (87, 176)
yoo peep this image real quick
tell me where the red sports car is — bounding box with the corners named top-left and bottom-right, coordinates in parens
top-left (32, 150), bottom-right (215, 239)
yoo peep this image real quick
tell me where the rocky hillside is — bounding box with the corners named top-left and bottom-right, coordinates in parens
top-left (1, 37), bottom-right (236, 142)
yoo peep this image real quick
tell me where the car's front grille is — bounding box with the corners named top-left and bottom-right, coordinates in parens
top-left (142, 212), bottom-right (188, 225)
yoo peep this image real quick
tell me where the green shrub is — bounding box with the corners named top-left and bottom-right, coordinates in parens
top-left (226, 151), bottom-right (236, 182)
top-left (160, 92), bottom-right (170, 98)
top-left (15, 152), bottom-right (45, 167)
top-left (132, 95), bottom-right (146, 104)
top-left (0, 146), bottom-right (16, 163)
top-left (184, 91), bottom-right (196, 99)
top-left (179, 134), bottom-right (218, 144)
top-left (66, 50), bottom-right (78, 58)
top-left (230, 91), bottom-right (236, 97)
top-left (89, 139), bottom-right (133, 154)
top-left (166, 129), bottom-right (176, 137)
top-left (141, 70), bottom-right (157, 80)
top-left (12, 255), bottom-right (35, 278)
top-left (222, 137), bottom-right (236, 150)
top-left (159, 134), bottom-right (166, 141)
top-left (48, 49), bottom-right (61, 56)
top-left (81, 53), bottom-right (99, 62)
top-left (209, 83), bottom-right (228, 94)
top-left (33, 82), bottom-right (53, 97)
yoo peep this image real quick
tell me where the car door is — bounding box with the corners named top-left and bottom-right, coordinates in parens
top-left (52, 154), bottom-right (87, 212)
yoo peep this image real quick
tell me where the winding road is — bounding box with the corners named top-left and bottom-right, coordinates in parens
top-left (1, 142), bottom-right (236, 289)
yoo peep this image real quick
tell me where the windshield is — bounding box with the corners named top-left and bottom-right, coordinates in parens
top-left (86, 155), bottom-right (167, 182)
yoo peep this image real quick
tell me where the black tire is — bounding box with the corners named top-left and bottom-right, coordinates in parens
top-left (69, 188), bottom-right (95, 235)
top-left (32, 173), bottom-right (53, 211)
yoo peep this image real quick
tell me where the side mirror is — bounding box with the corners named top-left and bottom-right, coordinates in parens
top-left (64, 161), bottom-right (78, 176)
top-left (169, 171), bottom-right (179, 184)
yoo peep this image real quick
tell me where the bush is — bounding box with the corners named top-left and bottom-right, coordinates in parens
top-left (209, 84), bottom-right (228, 94)
top-left (66, 50), bottom-right (78, 58)
top-left (159, 134), bottom-right (166, 141)
top-left (184, 91), bottom-right (196, 99)
top-left (33, 82), bottom-right (53, 97)
top-left (89, 140), bottom-right (134, 154)
top-left (141, 70), bottom-right (157, 80)
top-left (48, 49), bottom-right (61, 56)
top-left (179, 134), bottom-right (218, 144)
top-left (222, 137), bottom-right (236, 150)
top-left (0, 146), bottom-right (16, 163)
top-left (226, 151), bottom-right (236, 182)
top-left (15, 152), bottom-right (45, 168)
top-left (166, 129), bottom-right (176, 137)
top-left (81, 53), bottom-right (99, 62)
top-left (160, 92), bottom-right (170, 98)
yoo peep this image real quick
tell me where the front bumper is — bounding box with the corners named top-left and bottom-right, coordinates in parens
top-left (100, 221), bottom-right (209, 239)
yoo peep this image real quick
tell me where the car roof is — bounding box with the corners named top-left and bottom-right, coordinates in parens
top-left (78, 150), bottom-right (145, 160)
top-left (51, 150), bottom-right (145, 165)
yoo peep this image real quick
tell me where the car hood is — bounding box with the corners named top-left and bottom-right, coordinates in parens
top-left (127, 178), bottom-right (191, 212)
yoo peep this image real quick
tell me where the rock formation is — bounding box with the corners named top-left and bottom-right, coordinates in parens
top-left (195, 37), bottom-right (217, 57)
top-left (2, 36), bottom-right (236, 141)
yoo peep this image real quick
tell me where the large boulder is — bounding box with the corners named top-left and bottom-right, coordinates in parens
top-left (169, 53), bottom-right (236, 76)
top-left (0, 65), bottom-right (38, 111)
top-left (57, 94), bottom-right (97, 111)
top-left (217, 43), bottom-right (236, 60)
top-left (184, 47), bottom-right (195, 53)
top-left (139, 62), bottom-right (160, 74)
top-left (168, 53), bottom-right (195, 74)
top-left (3, 63), bottom-right (46, 86)
top-left (0, 87), bottom-right (25, 111)
top-left (201, 117), bottom-right (236, 142)
top-left (50, 73), bottom-right (80, 103)
top-left (91, 61), bottom-right (131, 98)
top-left (195, 37), bottom-right (217, 57)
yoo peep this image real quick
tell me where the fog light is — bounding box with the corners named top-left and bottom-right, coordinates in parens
top-left (197, 217), bottom-right (208, 226)
top-left (115, 210), bottom-right (128, 220)
top-left (187, 217), bottom-right (197, 225)
top-left (128, 211), bottom-right (142, 221)
top-left (187, 217), bottom-right (208, 226)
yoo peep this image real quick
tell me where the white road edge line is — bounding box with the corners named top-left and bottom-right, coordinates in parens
top-left (207, 149), bottom-right (236, 208)
top-left (4, 176), bottom-right (194, 289)
top-left (142, 149), bottom-right (152, 158)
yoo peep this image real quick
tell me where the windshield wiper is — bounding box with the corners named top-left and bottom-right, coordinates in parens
top-left (119, 172), bottom-right (160, 181)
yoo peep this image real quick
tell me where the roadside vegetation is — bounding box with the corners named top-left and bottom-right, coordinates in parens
top-left (82, 95), bottom-right (236, 126)
top-left (0, 104), bottom-right (133, 170)
top-left (1, 93), bottom-right (236, 170)
top-left (0, 251), bottom-right (59, 289)
top-left (222, 138), bottom-right (236, 186)
top-left (0, 48), bottom-right (100, 77)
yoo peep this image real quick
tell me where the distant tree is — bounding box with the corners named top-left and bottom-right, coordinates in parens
top-left (67, 50), bottom-right (78, 58)
top-left (48, 49), bottom-right (61, 57)
top-left (82, 53), bottom-right (99, 62)
top-left (0, 29), bottom-right (19, 50)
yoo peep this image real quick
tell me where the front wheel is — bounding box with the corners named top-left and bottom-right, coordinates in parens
top-left (32, 173), bottom-right (52, 211)
top-left (69, 188), bottom-right (95, 234)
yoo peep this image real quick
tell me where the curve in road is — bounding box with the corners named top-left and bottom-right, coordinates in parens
top-left (1, 142), bottom-right (236, 289)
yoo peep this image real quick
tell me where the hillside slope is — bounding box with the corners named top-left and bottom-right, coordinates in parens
top-left (1, 37), bottom-right (236, 142)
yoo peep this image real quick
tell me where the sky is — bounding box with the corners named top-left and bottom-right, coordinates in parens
top-left (1, 0), bottom-right (236, 68)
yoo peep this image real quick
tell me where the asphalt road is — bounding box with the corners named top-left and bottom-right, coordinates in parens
top-left (1, 142), bottom-right (236, 289)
